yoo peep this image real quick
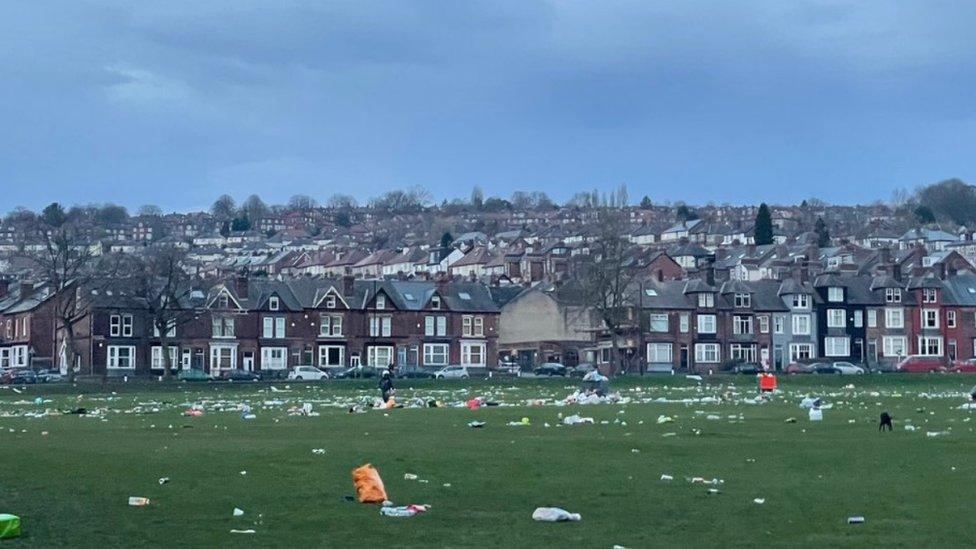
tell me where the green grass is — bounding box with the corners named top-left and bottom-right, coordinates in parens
top-left (2, 374), bottom-right (976, 547)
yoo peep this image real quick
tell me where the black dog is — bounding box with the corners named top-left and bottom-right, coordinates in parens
top-left (879, 412), bottom-right (893, 432)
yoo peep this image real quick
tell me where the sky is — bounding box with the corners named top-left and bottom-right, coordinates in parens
top-left (2, 1), bottom-right (976, 213)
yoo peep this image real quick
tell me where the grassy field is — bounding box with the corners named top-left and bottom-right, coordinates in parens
top-left (2, 374), bottom-right (976, 548)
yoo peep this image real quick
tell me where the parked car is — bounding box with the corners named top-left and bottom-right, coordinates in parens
top-left (570, 363), bottom-right (597, 377)
top-left (287, 366), bottom-right (330, 381)
top-left (830, 362), bottom-right (866, 375)
top-left (533, 362), bottom-right (568, 376)
top-left (1, 369), bottom-right (37, 384)
top-left (434, 366), bottom-right (470, 379)
top-left (896, 356), bottom-right (946, 373)
top-left (334, 366), bottom-right (378, 379)
top-left (496, 359), bottom-right (522, 376)
top-left (731, 363), bottom-right (762, 375)
top-left (220, 369), bottom-right (262, 381)
top-left (398, 370), bottom-right (435, 379)
top-left (785, 362), bottom-right (815, 374)
top-left (35, 369), bottom-right (64, 383)
top-left (178, 368), bottom-right (210, 381)
top-left (949, 359), bottom-right (976, 373)
top-left (810, 363), bottom-right (841, 375)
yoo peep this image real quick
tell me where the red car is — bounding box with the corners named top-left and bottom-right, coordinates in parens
top-left (950, 360), bottom-right (976, 373)
top-left (785, 362), bottom-right (814, 374)
top-left (895, 356), bottom-right (946, 373)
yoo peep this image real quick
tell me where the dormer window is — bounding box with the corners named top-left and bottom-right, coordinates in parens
top-left (269, 296), bottom-right (279, 311)
top-left (697, 293), bottom-right (714, 308)
top-left (828, 287), bottom-right (844, 302)
top-left (923, 288), bottom-right (938, 303)
top-left (219, 294), bottom-right (229, 309)
top-left (885, 288), bottom-right (901, 303)
top-left (325, 294), bottom-right (337, 308)
top-left (376, 294), bottom-right (386, 310)
top-left (733, 293), bottom-right (751, 308)
top-left (792, 294), bottom-right (809, 309)
top-left (431, 296), bottom-right (441, 310)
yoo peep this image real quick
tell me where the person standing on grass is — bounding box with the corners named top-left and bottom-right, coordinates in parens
top-left (379, 370), bottom-right (395, 405)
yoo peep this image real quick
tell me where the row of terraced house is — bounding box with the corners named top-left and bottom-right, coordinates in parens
top-left (0, 276), bottom-right (504, 377)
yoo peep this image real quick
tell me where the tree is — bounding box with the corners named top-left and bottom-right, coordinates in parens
top-left (815, 217), bottom-right (831, 247)
top-left (335, 211), bottom-right (352, 228)
top-left (675, 203), bottom-right (698, 221)
top-left (95, 204), bottom-right (128, 224)
top-left (471, 186), bottom-right (485, 211)
top-left (914, 205), bottom-right (936, 224)
top-left (916, 178), bottom-right (976, 225)
top-left (368, 186), bottom-right (431, 214)
top-left (482, 197), bottom-right (511, 212)
top-left (754, 203), bottom-right (773, 245)
top-left (138, 204), bottom-right (163, 217)
top-left (440, 231), bottom-right (454, 249)
top-left (639, 196), bottom-right (653, 210)
top-left (124, 247), bottom-right (204, 379)
top-left (241, 195), bottom-right (269, 221)
top-left (41, 202), bottom-right (67, 227)
top-left (211, 194), bottom-right (236, 221)
top-left (326, 194), bottom-right (358, 210)
top-left (22, 220), bottom-right (101, 381)
top-left (288, 194), bottom-right (318, 212)
top-left (231, 217), bottom-right (251, 232)
top-left (576, 209), bottom-right (641, 376)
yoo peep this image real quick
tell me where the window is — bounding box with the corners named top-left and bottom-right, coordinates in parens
top-left (367, 346), bottom-right (394, 367)
top-left (923, 288), bottom-right (938, 303)
top-left (109, 314), bottom-right (132, 337)
top-left (885, 308), bottom-right (904, 329)
top-left (423, 343), bottom-right (449, 366)
top-left (679, 314), bottom-right (689, 333)
top-left (789, 343), bottom-right (815, 362)
top-left (210, 346), bottom-right (236, 370)
top-left (319, 314), bottom-right (343, 337)
top-left (828, 287), bottom-right (844, 302)
top-left (697, 314), bottom-right (716, 334)
top-left (867, 309), bottom-right (878, 328)
top-left (461, 342), bottom-right (486, 366)
top-left (261, 347), bottom-right (288, 369)
top-left (269, 296), bottom-right (279, 311)
top-left (153, 319), bottom-right (176, 338)
top-left (462, 316), bottom-right (485, 337)
top-left (647, 343), bottom-right (673, 363)
top-left (369, 315), bottom-right (392, 337)
top-left (425, 316), bottom-right (447, 337)
top-left (694, 343), bottom-right (720, 363)
top-left (732, 315), bottom-right (753, 335)
top-left (918, 336), bottom-right (942, 357)
top-left (853, 310), bottom-right (863, 328)
top-left (922, 309), bottom-right (939, 329)
top-left (882, 336), bottom-right (907, 358)
top-left (212, 316), bottom-right (235, 338)
top-left (729, 344), bottom-right (757, 362)
top-left (325, 294), bottom-right (337, 308)
top-left (697, 293), bottom-right (714, 308)
top-left (733, 293), bottom-right (751, 308)
top-left (885, 288), bottom-right (901, 303)
top-left (827, 309), bottom-right (846, 328)
top-left (263, 316), bottom-right (286, 338)
top-left (792, 314), bottom-right (811, 335)
top-left (758, 315), bottom-right (769, 334)
top-left (107, 345), bottom-right (136, 368)
top-left (318, 345), bottom-right (345, 367)
top-left (218, 294), bottom-right (229, 309)
top-left (948, 310), bottom-right (957, 328)
top-left (773, 315), bottom-right (784, 334)
top-left (375, 294), bottom-right (386, 310)
top-left (431, 296), bottom-right (441, 310)
top-left (792, 294), bottom-right (809, 309)
top-left (648, 314), bottom-right (669, 333)
top-left (824, 336), bottom-right (850, 357)
top-left (598, 347), bottom-right (612, 364)
top-left (151, 346), bottom-right (179, 370)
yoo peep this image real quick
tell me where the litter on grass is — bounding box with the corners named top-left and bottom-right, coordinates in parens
top-left (128, 497), bottom-right (150, 507)
top-left (532, 507), bottom-right (581, 522)
top-left (380, 504), bottom-right (429, 517)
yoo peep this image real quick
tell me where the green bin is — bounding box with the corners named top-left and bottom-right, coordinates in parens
top-left (0, 513), bottom-right (20, 539)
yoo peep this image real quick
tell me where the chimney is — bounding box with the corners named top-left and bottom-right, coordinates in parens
top-left (892, 262), bottom-right (902, 282)
top-left (436, 272), bottom-right (451, 295)
top-left (0, 278), bottom-right (9, 299)
top-left (879, 247), bottom-right (891, 266)
top-left (234, 276), bottom-right (248, 298)
top-left (342, 273), bottom-right (355, 295)
top-left (19, 281), bottom-right (34, 299)
top-left (747, 243), bottom-right (756, 256)
top-left (937, 262), bottom-right (947, 280)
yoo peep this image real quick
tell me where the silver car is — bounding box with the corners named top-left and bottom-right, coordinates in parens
top-left (434, 366), bottom-right (470, 379)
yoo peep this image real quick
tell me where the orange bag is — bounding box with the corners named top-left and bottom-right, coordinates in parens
top-left (352, 463), bottom-right (388, 504)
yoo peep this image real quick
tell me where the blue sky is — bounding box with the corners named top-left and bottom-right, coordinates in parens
top-left (2, 1), bottom-right (975, 212)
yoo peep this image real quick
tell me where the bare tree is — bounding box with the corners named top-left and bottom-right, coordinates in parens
top-left (211, 194), bottom-right (237, 221)
top-left (138, 204), bottom-right (163, 217)
top-left (22, 221), bottom-right (99, 381)
top-left (326, 194), bottom-right (358, 210)
top-left (575, 209), bottom-right (641, 375)
top-left (288, 194), bottom-right (318, 212)
top-left (241, 194), bottom-right (269, 221)
top-left (124, 247), bottom-right (205, 379)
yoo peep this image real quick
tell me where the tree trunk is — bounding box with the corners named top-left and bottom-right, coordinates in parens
top-left (159, 325), bottom-right (173, 381)
top-left (610, 327), bottom-right (621, 376)
top-left (62, 320), bottom-right (79, 383)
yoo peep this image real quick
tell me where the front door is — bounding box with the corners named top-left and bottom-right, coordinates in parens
top-left (243, 351), bottom-right (254, 371)
top-left (774, 345), bottom-right (783, 371)
top-left (680, 345), bottom-right (689, 370)
top-left (760, 347), bottom-right (770, 370)
top-left (867, 340), bottom-right (878, 365)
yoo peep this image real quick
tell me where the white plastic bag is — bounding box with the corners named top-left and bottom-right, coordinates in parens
top-left (532, 507), bottom-right (581, 522)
